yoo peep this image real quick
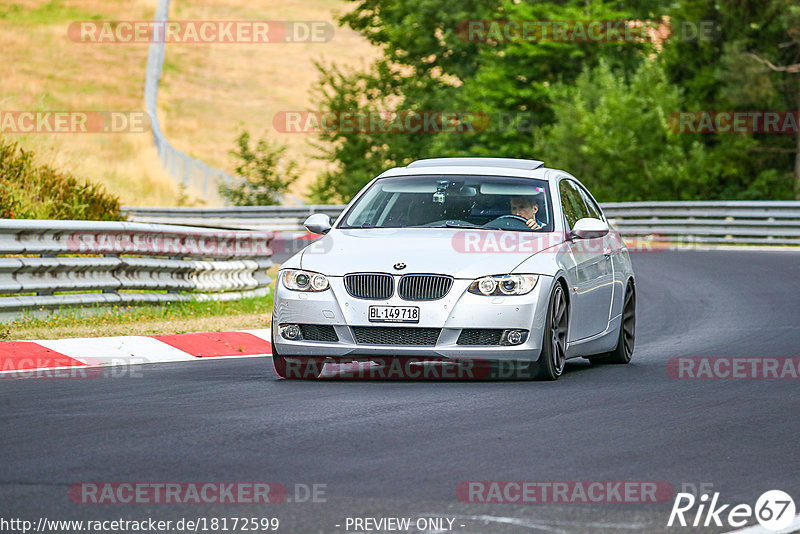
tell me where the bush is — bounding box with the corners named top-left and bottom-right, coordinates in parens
top-left (219, 132), bottom-right (299, 206)
top-left (0, 139), bottom-right (123, 220)
top-left (536, 60), bottom-right (724, 201)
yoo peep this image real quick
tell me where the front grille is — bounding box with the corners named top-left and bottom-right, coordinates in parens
top-left (352, 327), bottom-right (441, 346)
top-left (344, 273), bottom-right (394, 300)
top-left (457, 329), bottom-right (504, 345)
top-left (299, 324), bottom-right (339, 342)
top-left (398, 274), bottom-right (454, 301)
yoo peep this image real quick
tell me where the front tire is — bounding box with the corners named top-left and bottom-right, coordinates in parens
top-left (590, 281), bottom-right (635, 365)
top-left (271, 340), bottom-right (324, 380)
top-left (531, 281), bottom-right (569, 381)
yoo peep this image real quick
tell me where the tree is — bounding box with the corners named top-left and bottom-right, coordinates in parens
top-left (310, 0), bottom-right (502, 202)
top-left (536, 59), bottom-right (728, 201)
top-left (219, 132), bottom-right (299, 206)
top-left (314, 0), bottom-right (799, 202)
top-left (430, 0), bottom-right (658, 159)
top-left (313, 0), bottom-right (658, 202)
top-left (661, 0), bottom-right (800, 199)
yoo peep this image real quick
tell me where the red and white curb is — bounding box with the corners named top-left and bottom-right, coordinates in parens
top-left (0, 329), bottom-right (272, 377)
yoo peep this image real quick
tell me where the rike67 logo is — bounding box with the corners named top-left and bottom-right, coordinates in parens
top-left (668, 490), bottom-right (796, 531)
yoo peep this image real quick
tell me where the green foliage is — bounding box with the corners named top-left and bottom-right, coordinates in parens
top-left (219, 132), bottom-right (299, 206)
top-left (537, 59), bottom-right (691, 201)
top-left (534, 59), bottom-right (794, 201)
top-left (314, 0), bottom-right (800, 201)
top-left (308, 60), bottom-right (451, 203)
top-left (661, 0), bottom-right (800, 198)
top-left (0, 138), bottom-right (123, 220)
top-left (431, 0), bottom-right (656, 159)
top-left (310, 0), bottom-right (505, 202)
top-left (313, 0), bottom-right (661, 201)
top-left (0, 1), bottom-right (93, 23)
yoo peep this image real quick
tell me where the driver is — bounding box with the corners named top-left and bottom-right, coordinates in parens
top-left (509, 195), bottom-right (545, 230)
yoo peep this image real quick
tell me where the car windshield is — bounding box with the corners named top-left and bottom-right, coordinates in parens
top-left (339, 175), bottom-right (554, 232)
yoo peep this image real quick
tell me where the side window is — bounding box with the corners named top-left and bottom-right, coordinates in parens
top-left (577, 184), bottom-right (604, 221)
top-left (558, 179), bottom-right (589, 229)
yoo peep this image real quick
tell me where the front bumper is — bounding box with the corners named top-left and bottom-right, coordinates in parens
top-left (272, 275), bottom-right (554, 361)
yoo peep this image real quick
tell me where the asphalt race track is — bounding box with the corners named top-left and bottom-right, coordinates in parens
top-left (1, 250), bottom-right (799, 533)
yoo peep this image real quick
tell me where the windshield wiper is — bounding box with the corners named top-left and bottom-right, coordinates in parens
top-left (444, 220), bottom-right (489, 228)
top-left (412, 221), bottom-right (489, 229)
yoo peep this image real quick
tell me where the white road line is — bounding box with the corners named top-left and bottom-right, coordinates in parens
top-left (438, 514), bottom-right (646, 533)
top-left (0, 364), bottom-right (86, 376)
top-left (723, 514), bottom-right (800, 533)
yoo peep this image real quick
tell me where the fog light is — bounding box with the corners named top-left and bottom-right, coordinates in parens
top-left (502, 329), bottom-right (527, 346)
top-left (281, 324), bottom-right (303, 340)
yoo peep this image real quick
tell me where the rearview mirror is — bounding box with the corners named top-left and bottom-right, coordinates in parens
top-left (570, 218), bottom-right (609, 240)
top-left (304, 213), bottom-right (332, 235)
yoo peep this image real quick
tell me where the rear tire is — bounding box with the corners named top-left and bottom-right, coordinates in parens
top-left (590, 281), bottom-right (635, 365)
top-left (530, 282), bottom-right (569, 381)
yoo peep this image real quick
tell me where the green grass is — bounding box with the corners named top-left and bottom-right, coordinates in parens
top-left (0, 1), bottom-right (100, 24)
top-left (3, 290), bottom-right (275, 340)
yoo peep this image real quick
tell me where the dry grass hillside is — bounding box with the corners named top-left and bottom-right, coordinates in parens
top-left (0, 0), bottom-right (378, 206)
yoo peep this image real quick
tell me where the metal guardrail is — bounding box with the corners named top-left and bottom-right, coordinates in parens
top-left (0, 220), bottom-right (274, 320)
top-left (123, 205), bottom-right (348, 232)
top-left (143, 2), bottom-right (306, 206)
top-left (602, 201), bottom-right (800, 245)
top-left (124, 201), bottom-right (800, 245)
top-left (145, 0), bottom-right (236, 203)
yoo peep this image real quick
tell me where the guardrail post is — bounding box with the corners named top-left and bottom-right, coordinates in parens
top-left (167, 255), bottom-right (182, 294)
top-left (183, 155), bottom-right (191, 188)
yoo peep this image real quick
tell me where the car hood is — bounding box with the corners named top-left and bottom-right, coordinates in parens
top-left (299, 228), bottom-right (561, 278)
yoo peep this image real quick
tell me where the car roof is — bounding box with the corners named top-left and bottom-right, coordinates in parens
top-left (378, 157), bottom-right (563, 181)
top-left (407, 157), bottom-right (544, 170)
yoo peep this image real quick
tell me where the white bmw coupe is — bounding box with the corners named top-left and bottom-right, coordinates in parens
top-left (272, 157), bottom-right (635, 380)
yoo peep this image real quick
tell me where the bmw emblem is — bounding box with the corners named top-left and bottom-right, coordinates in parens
top-left (393, 262), bottom-right (406, 270)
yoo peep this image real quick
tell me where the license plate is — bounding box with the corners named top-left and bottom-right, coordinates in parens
top-left (368, 305), bottom-right (419, 323)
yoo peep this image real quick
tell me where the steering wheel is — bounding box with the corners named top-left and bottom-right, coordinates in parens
top-left (495, 215), bottom-right (528, 223)
top-left (483, 214), bottom-right (533, 230)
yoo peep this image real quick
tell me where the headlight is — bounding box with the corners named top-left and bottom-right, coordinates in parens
top-left (469, 274), bottom-right (538, 296)
top-left (281, 269), bottom-right (330, 292)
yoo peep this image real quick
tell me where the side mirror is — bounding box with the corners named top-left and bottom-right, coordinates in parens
top-left (570, 217), bottom-right (609, 240)
top-left (304, 213), bottom-right (332, 235)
